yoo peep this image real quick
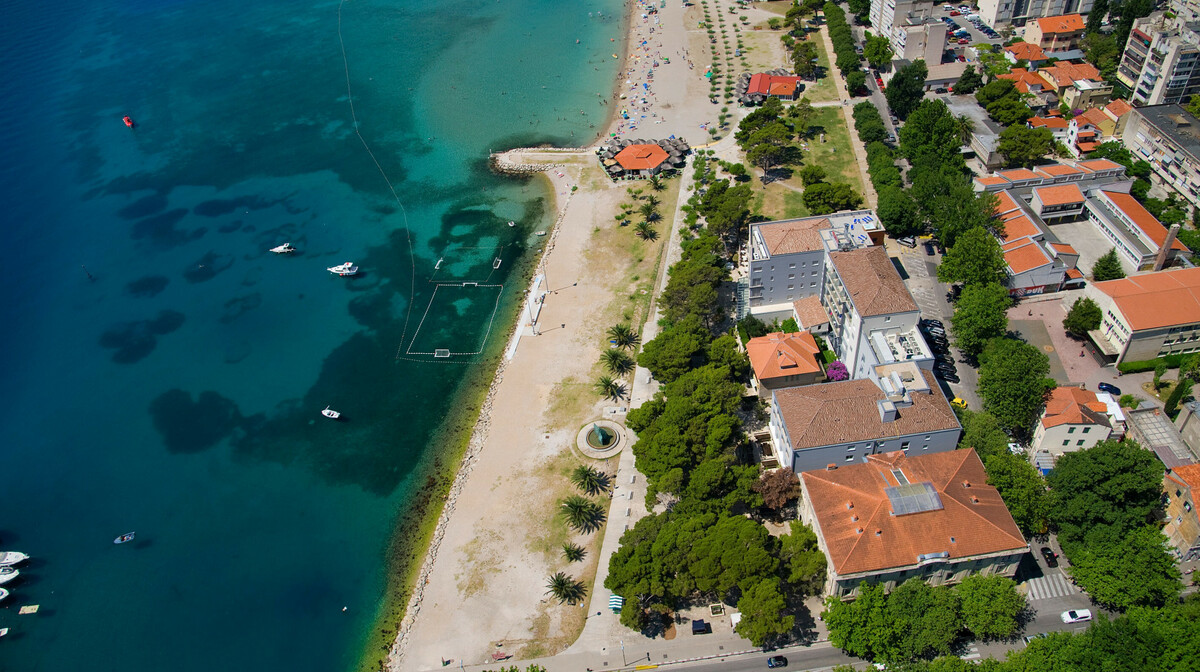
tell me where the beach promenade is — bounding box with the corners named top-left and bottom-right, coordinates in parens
top-left (388, 2), bottom-right (828, 670)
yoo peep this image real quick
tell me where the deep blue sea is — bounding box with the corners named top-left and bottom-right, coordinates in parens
top-left (0, 1), bottom-right (620, 669)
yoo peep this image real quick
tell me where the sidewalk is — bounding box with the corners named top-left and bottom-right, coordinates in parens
top-left (817, 23), bottom-right (877, 209)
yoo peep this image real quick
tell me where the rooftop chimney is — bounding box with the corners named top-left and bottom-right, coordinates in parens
top-left (1155, 224), bottom-right (1181, 271)
top-left (878, 399), bottom-right (898, 423)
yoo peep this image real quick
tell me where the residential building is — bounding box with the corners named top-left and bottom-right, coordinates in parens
top-left (1089, 266), bottom-right (1200, 364)
top-left (1127, 403), bottom-right (1199, 467)
top-left (1175, 400), bottom-right (1200, 457)
top-left (1029, 115), bottom-right (1071, 142)
top-left (1037, 61), bottom-right (1104, 97)
top-left (1005, 41), bottom-right (1049, 65)
top-left (747, 331), bottom-right (825, 396)
top-left (1061, 79), bottom-right (1114, 111)
top-left (1025, 14), bottom-right (1086, 50)
top-left (1103, 99), bottom-right (1135, 137)
top-left (1066, 110), bottom-right (1109, 157)
top-left (1084, 188), bottom-right (1187, 270)
top-left (746, 73), bottom-right (805, 101)
top-left (1122, 104), bottom-right (1200, 211)
top-left (1163, 464), bottom-right (1200, 561)
top-left (1117, 12), bottom-right (1200, 106)
top-left (768, 368), bottom-right (961, 474)
top-left (870, 0), bottom-right (944, 61)
top-left (798, 449), bottom-right (1028, 598)
top-left (976, 0), bottom-right (1094, 29)
top-left (1030, 386), bottom-right (1114, 462)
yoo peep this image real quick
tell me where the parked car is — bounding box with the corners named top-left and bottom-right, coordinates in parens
top-left (934, 87), bottom-right (949, 93)
top-left (1040, 546), bottom-right (1059, 567)
top-left (923, 241), bottom-right (936, 255)
top-left (951, 397), bottom-right (968, 409)
top-left (1097, 382), bottom-right (1121, 395)
top-left (949, 9), bottom-right (960, 15)
top-left (767, 656), bottom-right (789, 669)
top-left (1061, 609), bottom-right (1093, 624)
top-left (1023, 632), bottom-right (1049, 645)
top-left (897, 236), bottom-right (917, 248)
top-left (937, 370), bottom-right (960, 383)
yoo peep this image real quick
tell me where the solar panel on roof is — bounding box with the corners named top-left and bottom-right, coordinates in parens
top-left (886, 482), bottom-right (944, 516)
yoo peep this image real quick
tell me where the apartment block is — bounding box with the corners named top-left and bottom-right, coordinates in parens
top-left (1117, 12), bottom-right (1200, 106)
top-left (1089, 267), bottom-right (1200, 364)
top-left (870, 0), bottom-right (945, 62)
top-left (976, 0), bottom-right (1094, 29)
top-left (1122, 104), bottom-right (1200, 211)
top-left (1164, 464), bottom-right (1200, 561)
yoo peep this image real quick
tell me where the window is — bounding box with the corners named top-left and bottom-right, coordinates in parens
top-left (788, 274), bottom-right (795, 279)
top-left (810, 281), bottom-right (817, 287)
top-left (1083, 427), bottom-right (1090, 434)
top-left (901, 441), bottom-right (910, 450)
top-left (789, 263), bottom-right (796, 269)
top-left (1063, 440), bottom-right (1070, 446)
top-left (847, 445), bottom-right (856, 452)
top-left (1068, 427), bottom-right (1076, 434)
top-left (787, 284), bottom-right (794, 290)
top-left (845, 455), bottom-right (855, 462)
top-left (1187, 502), bottom-right (1193, 512)
top-left (1077, 440), bottom-right (1085, 446)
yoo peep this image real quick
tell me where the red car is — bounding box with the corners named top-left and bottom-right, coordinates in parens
top-left (958, 38), bottom-right (970, 44)
top-left (949, 9), bottom-right (960, 15)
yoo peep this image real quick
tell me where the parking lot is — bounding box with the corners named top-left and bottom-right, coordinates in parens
top-left (936, 4), bottom-right (1003, 58)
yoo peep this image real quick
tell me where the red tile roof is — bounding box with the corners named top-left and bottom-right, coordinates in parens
top-left (1030, 116), bottom-right (1070, 130)
top-left (829, 246), bottom-right (918, 317)
top-left (1006, 42), bottom-right (1047, 61)
top-left (1035, 184), bottom-right (1085, 206)
top-left (998, 68), bottom-right (1046, 93)
top-left (976, 176), bottom-right (1011, 187)
top-left (1076, 158), bottom-right (1123, 172)
top-left (1077, 107), bottom-right (1111, 129)
top-left (998, 168), bottom-right (1041, 182)
top-left (1041, 386), bottom-right (1111, 429)
top-left (1106, 99), bottom-right (1134, 118)
top-left (792, 295), bottom-right (831, 328)
top-left (1102, 190), bottom-right (1188, 252)
top-left (748, 332), bottom-right (823, 382)
top-left (757, 217), bottom-right (830, 255)
top-left (1066, 268), bottom-right (1083, 279)
top-left (1003, 239), bottom-right (1052, 274)
top-left (1035, 14), bottom-right (1085, 35)
top-left (1050, 242), bottom-right (1078, 255)
top-left (1039, 61), bottom-right (1102, 87)
top-left (801, 449), bottom-right (1027, 576)
top-left (998, 215), bottom-right (1041, 244)
top-left (1167, 463), bottom-right (1200, 490)
top-left (1035, 163), bottom-right (1084, 177)
top-left (1094, 267), bottom-right (1200, 331)
top-left (614, 144), bottom-right (669, 171)
top-left (748, 73), bottom-right (802, 97)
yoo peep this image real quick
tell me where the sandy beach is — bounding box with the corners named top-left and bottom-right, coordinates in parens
top-left (386, 2), bottom-right (755, 670)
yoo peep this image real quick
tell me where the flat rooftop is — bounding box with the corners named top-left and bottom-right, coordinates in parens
top-left (1132, 104), bottom-right (1200, 163)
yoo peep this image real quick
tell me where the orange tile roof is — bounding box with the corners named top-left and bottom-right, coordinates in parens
top-left (800, 449), bottom-right (1027, 576)
top-left (1003, 239), bottom-right (1052, 274)
top-left (1077, 141), bottom-right (1101, 152)
top-left (1030, 116), bottom-right (1070, 129)
top-left (1076, 158), bottom-right (1123, 172)
top-left (998, 68), bottom-right (1046, 93)
top-left (998, 215), bottom-right (1041, 244)
top-left (1035, 184), bottom-right (1085, 206)
top-left (976, 176), bottom-right (1011, 187)
top-left (1077, 107), bottom-right (1110, 129)
top-left (1041, 386), bottom-right (1111, 429)
top-left (1006, 42), bottom-right (1047, 61)
top-left (1035, 163), bottom-right (1084, 177)
top-left (1106, 99), bottom-right (1134, 118)
top-left (998, 168), bottom-right (1041, 182)
top-left (757, 217), bottom-right (830, 255)
top-left (775, 371), bottom-right (960, 450)
top-left (747, 332), bottom-right (823, 382)
top-left (1094, 267), bottom-right (1200, 330)
top-left (1036, 14), bottom-right (1085, 34)
top-left (748, 73), bottom-right (802, 97)
top-left (1102, 190), bottom-right (1188, 252)
top-left (1040, 61), bottom-right (1102, 87)
top-left (1166, 463), bottom-right (1200, 490)
top-left (614, 144), bottom-right (669, 171)
top-left (994, 190), bottom-right (1023, 215)
top-left (792, 295), bottom-right (831, 328)
top-left (1050, 242), bottom-right (1078, 254)
top-left (828, 247), bottom-right (918, 316)
top-left (1066, 267), bottom-right (1083, 279)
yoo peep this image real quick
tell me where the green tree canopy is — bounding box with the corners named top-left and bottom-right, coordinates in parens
top-left (953, 65), bottom-right (984, 95)
top-left (977, 337), bottom-right (1056, 435)
top-left (803, 181), bottom-right (863, 215)
top-left (997, 125), bottom-right (1055, 169)
top-left (956, 575), bottom-right (1027, 640)
top-left (1047, 438), bottom-right (1164, 548)
top-left (886, 59), bottom-right (929, 120)
top-left (937, 227), bottom-right (1006, 287)
top-left (637, 314), bottom-right (711, 383)
top-left (877, 185), bottom-right (922, 237)
top-left (957, 409), bottom-right (1011, 461)
top-left (883, 579), bottom-right (962, 662)
top-left (1063, 297), bottom-right (1102, 338)
top-left (950, 283), bottom-right (1011, 356)
top-left (778, 520), bottom-right (826, 595)
top-left (863, 32), bottom-right (894, 68)
top-left (1066, 526), bottom-right (1182, 611)
top-left (1092, 248), bottom-right (1126, 281)
top-left (982, 452), bottom-right (1050, 535)
top-left (800, 164), bottom-right (827, 186)
top-left (734, 578), bottom-right (795, 646)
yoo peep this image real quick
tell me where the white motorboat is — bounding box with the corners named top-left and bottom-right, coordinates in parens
top-left (0, 588), bottom-right (7, 603)
top-left (322, 406), bottom-right (341, 419)
top-left (0, 567), bottom-right (17, 585)
top-left (0, 551), bottom-right (28, 567)
top-left (270, 243), bottom-right (296, 254)
top-left (535, 231), bottom-right (546, 236)
top-left (114, 532), bottom-right (136, 545)
top-left (327, 262), bottom-right (358, 276)
top-left (507, 220), bottom-right (515, 227)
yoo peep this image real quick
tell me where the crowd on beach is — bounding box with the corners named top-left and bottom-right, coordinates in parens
top-left (612, 0), bottom-right (708, 138)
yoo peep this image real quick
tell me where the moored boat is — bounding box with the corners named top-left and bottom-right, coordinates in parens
top-left (0, 567), bottom-right (17, 585)
top-left (269, 243), bottom-right (296, 254)
top-left (0, 552), bottom-right (28, 567)
top-left (123, 115), bottom-right (135, 128)
top-left (114, 532), bottom-right (136, 544)
top-left (0, 588), bottom-right (7, 603)
top-left (327, 262), bottom-right (358, 276)
top-left (321, 406), bottom-right (341, 419)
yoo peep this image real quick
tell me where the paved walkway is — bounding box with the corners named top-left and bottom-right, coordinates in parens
top-left (816, 23), bottom-right (876, 209)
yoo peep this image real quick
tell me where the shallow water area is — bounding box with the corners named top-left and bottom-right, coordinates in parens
top-left (0, 0), bottom-right (619, 669)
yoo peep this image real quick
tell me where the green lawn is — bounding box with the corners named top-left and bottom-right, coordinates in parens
top-left (801, 34), bottom-right (840, 104)
top-left (789, 107), bottom-right (863, 194)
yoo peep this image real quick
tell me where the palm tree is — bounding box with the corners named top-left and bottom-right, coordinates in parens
top-left (644, 194), bottom-right (661, 209)
top-left (545, 571), bottom-right (587, 604)
top-left (953, 115), bottom-right (975, 145)
top-left (561, 495), bottom-right (606, 533)
top-left (600, 349), bottom-right (636, 377)
top-left (647, 175), bottom-right (665, 192)
top-left (634, 221), bottom-right (659, 241)
top-left (594, 375), bottom-right (626, 402)
top-left (562, 542), bottom-right (586, 563)
top-left (570, 464), bottom-right (609, 495)
top-left (639, 202), bottom-right (661, 223)
top-left (607, 324), bottom-right (641, 350)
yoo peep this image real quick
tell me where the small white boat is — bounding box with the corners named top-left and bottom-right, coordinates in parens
top-left (114, 532), bottom-right (136, 545)
top-left (0, 567), bottom-right (17, 585)
top-left (322, 406), bottom-right (341, 419)
top-left (507, 220), bottom-right (515, 227)
top-left (327, 262), bottom-right (358, 276)
top-left (0, 588), bottom-right (7, 603)
top-left (535, 231), bottom-right (547, 236)
top-left (270, 243), bottom-right (296, 254)
top-left (0, 552), bottom-right (28, 567)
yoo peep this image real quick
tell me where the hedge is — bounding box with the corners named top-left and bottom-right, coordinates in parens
top-left (1117, 354), bottom-right (1189, 374)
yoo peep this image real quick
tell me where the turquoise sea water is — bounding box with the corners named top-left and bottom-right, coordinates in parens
top-left (0, 1), bottom-right (620, 669)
